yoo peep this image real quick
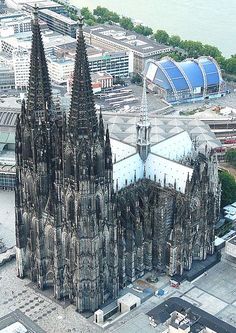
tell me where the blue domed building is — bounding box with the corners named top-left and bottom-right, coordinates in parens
top-left (144, 56), bottom-right (226, 104)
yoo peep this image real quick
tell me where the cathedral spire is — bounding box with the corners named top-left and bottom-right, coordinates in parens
top-left (140, 76), bottom-right (149, 125)
top-left (136, 76), bottom-right (151, 161)
top-left (105, 126), bottom-right (112, 170)
top-left (68, 17), bottom-right (98, 140)
top-left (27, 5), bottom-right (52, 122)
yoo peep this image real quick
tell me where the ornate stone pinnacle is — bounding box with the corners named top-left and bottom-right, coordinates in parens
top-left (33, 4), bottom-right (38, 22)
top-left (78, 16), bottom-right (84, 29)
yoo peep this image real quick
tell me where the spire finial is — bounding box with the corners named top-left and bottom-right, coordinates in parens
top-left (78, 16), bottom-right (84, 30)
top-left (33, 4), bottom-right (38, 23)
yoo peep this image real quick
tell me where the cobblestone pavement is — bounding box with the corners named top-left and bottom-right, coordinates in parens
top-left (0, 262), bottom-right (101, 333)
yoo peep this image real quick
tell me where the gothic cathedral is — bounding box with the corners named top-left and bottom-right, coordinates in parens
top-left (15, 11), bottom-right (220, 313)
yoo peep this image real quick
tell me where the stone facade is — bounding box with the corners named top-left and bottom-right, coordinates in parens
top-left (15, 12), bottom-right (220, 313)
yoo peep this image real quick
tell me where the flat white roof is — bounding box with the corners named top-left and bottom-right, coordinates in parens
top-left (118, 293), bottom-right (140, 307)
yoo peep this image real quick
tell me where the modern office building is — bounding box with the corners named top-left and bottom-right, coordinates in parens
top-left (0, 28), bottom-right (74, 56)
top-left (0, 13), bottom-right (31, 33)
top-left (0, 64), bottom-right (15, 89)
top-left (89, 51), bottom-right (132, 77)
top-left (83, 24), bottom-right (172, 73)
top-left (5, 0), bottom-right (63, 11)
top-left (47, 55), bottom-right (74, 84)
top-left (0, 30), bottom-right (32, 55)
top-left (23, 1), bottom-right (67, 15)
top-left (0, 129), bottom-right (16, 190)
top-left (47, 50), bottom-right (131, 84)
top-left (144, 56), bottom-right (226, 104)
top-left (12, 48), bottom-right (30, 89)
top-left (38, 9), bottom-right (78, 38)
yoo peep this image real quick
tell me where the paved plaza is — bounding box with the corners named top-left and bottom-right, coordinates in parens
top-left (0, 191), bottom-right (15, 249)
top-left (1, 252), bottom-right (235, 333)
top-left (0, 262), bottom-right (102, 333)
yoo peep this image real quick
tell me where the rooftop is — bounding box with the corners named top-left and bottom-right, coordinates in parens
top-left (147, 297), bottom-right (236, 333)
top-left (83, 24), bottom-right (171, 56)
top-left (25, 1), bottom-right (64, 9)
top-left (228, 235), bottom-right (236, 246)
top-left (39, 9), bottom-right (78, 26)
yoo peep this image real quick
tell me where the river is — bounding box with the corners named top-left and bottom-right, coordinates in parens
top-left (70, 0), bottom-right (236, 58)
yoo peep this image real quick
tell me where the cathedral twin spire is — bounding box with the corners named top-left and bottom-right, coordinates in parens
top-left (68, 17), bottom-right (98, 141)
top-left (26, 9), bottom-right (101, 142)
top-left (27, 5), bottom-right (52, 122)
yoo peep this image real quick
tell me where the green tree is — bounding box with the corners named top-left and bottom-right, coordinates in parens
top-left (225, 149), bottom-right (236, 167)
top-left (219, 171), bottom-right (236, 207)
top-left (181, 40), bottom-right (204, 57)
top-left (203, 44), bottom-right (222, 58)
top-left (109, 12), bottom-right (120, 23)
top-left (167, 52), bottom-right (185, 62)
top-left (85, 18), bottom-right (96, 26)
top-left (154, 30), bottom-right (169, 44)
top-left (81, 7), bottom-right (95, 21)
top-left (169, 35), bottom-right (181, 47)
top-left (134, 25), bottom-right (153, 36)
top-left (69, 13), bottom-right (77, 21)
top-left (224, 56), bottom-right (236, 75)
top-left (93, 6), bottom-right (120, 23)
top-left (93, 6), bottom-right (109, 17)
top-left (131, 73), bottom-right (142, 84)
top-left (120, 17), bottom-right (134, 30)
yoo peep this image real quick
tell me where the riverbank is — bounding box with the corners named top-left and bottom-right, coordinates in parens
top-left (70, 0), bottom-right (236, 58)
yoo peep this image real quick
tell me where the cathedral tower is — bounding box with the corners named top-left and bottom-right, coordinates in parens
top-left (64, 17), bottom-right (118, 312)
top-left (15, 6), bottom-right (56, 280)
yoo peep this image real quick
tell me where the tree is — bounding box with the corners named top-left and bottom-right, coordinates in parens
top-left (225, 149), bottom-right (236, 167)
top-left (81, 7), bottom-right (95, 21)
top-left (154, 30), bottom-right (169, 44)
top-left (219, 171), bottom-right (236, 207)
top-left (224, 56), bottom-right (236, 75)
top-left (181, 40), bottom-right (204, 57)
top-left (169, 35), bottom-right (181, 47)
top-left (93, 6), bottom-right (109, 17)
top-left (120, 17), bottom-right (134, 30)
top-left (86, 18), bottom-right (96, 26)
top-left (167, 52), bottom-right (185, 62)
top-left (109, 12), bottom-right (120, 23)
top-left (203, 44), bottom-right (222, 58)
top-left (131, 73), bottom-right (142, 84)
top-left (134, 25), bottom-right (153, 36)
top-left (93, 6), bottom-right (120, 23)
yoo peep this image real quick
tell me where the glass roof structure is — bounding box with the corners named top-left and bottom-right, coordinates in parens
top-left (144, 56), bottom-right (225, 104)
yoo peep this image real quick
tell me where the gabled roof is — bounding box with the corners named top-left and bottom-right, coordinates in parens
top-left (113, 130), bottom-right (193, 193)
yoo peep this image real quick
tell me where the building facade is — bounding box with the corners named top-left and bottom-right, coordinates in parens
top-left (13, 49), bottom-right (30, 89)
top-left (0, 64), bottom-right (15, 89)
top-left (83, 24), bottom-right (171, 73)
top-left (15, 14), bottom-right (220, 313)
top-left (0, 13), bottom-right (32, 34)
top-left (47, 51), bottom-right (131, 84)
top-left (38, 9), bottom-right (78, 38)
